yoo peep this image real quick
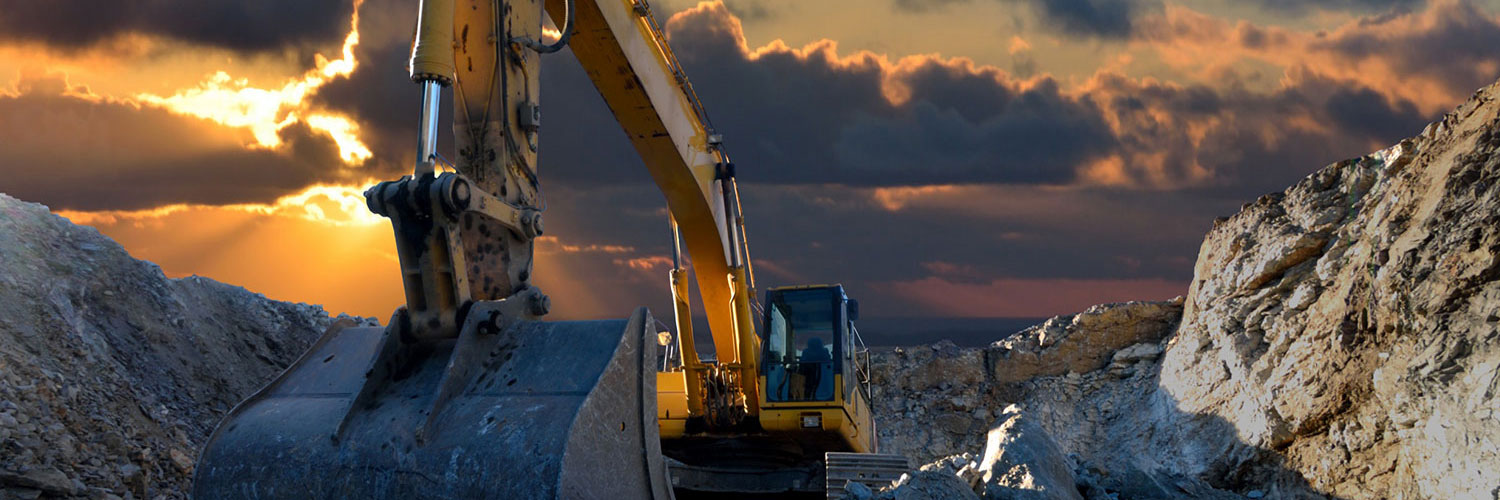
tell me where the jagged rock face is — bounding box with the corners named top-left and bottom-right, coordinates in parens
top-left (1159, 81), bottom-right (1500, 498)
top-left (0, 194), bottom-right (357, 499)
top-left (871, 299), bottom-right (1184, 463)
top-left (990, 300), bottom-right (1185, 384)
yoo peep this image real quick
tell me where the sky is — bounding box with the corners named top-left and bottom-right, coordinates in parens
top-left (2, 0), bottom-right (1499, 325)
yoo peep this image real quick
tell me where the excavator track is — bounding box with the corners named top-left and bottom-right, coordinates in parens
top-left (824, 452), bottom-right (911, 499)
top-left (193, 306), bottom-right (673, 499)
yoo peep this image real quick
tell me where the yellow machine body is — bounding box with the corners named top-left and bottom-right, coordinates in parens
top-left (759, 374), bottom-right (877, 452)
top-left (657, 371), bottom-right (690, 438)
top-left (659, 284), bottom-right (876, 455)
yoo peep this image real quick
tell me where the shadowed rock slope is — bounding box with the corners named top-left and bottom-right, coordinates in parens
top-left (869, 80), bottom-right (1500, 499)
top-left (0, 193), bottom-right (365, 499)
top-left (1160, 77), bottom-right (1500, 499)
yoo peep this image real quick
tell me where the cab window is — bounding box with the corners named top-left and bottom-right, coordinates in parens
top-left (763, 289), bottom-right (837, 402)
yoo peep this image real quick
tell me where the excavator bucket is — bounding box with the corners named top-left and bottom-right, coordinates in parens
top-left (193, 304), bottom-right (674, 499)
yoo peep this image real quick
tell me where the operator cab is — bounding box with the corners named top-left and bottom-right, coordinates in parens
top-left (761, 285), bottom-right (860, 404)
top-left (757, 284), bottom-right (875, 453)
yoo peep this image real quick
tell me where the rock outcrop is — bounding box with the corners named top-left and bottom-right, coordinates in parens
top-left (872, 80), bottom-right (1500, 499)
top-left (0, 194), bottom-right (361, 499)
top-left (1157, 77), bottom-right (1500, 499)
top-left (871, 299), bottom-right (1185, 464)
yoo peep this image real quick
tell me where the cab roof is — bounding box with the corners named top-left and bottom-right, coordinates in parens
top-left (766, 283), bottom-right (844, 292)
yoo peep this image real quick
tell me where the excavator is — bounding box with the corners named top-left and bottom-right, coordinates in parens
top-left (193, 0), bottom-right (907, 497)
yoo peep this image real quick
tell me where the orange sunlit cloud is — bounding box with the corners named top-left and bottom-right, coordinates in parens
top-left (615, 255), bottom-right (674, 271)
top-left (133, 0), bottom-right (369, 164)
top-left (1132, 0), bottom-right (1496, 114)
top-left (869, 185), bottom-right (966, 211)
top-left (1008, 36), bottom-right (1033, 55)
top-left (536, 235), bottom-right (636, 255)
top-left (0, 0), bottom-right (371, 170)
top-left (668, 2), bottom-right (1060, 108)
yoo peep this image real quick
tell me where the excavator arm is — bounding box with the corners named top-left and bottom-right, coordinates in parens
top-left (541, 0), bottom-right (761, 422)
top-left (398, 0), bottom-right (759, 420)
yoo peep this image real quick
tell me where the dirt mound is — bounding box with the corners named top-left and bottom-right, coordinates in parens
top-left (0, 193), bottom-right (369, 499)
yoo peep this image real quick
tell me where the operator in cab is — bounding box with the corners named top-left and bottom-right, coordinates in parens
top-left (800, 337), bottom-right (832, 398)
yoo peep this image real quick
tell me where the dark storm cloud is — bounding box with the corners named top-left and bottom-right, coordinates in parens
top-left (892, 0), bottom-right (1162, 38)
top-left (622, 3), bottom-right (1433, 193)
top-left (134, 0), bottom-right (1455, 204)
top-left (830, 71), bottom-right (1115, 182)
top-left (527, 3), bottom-right (1122, 186)
top-left (1089, 71), bottom-right (1436, 197)
top-left (1323, 87), bottom-right (1426, 145)
top-left (312, 37), bottom-right (443, 180)
top-left (0, 76), bottom-right (348, 211)
top-left (312, 0), bottom-right (1119, 186)
top-left (0, 0), bottom-right (352, 53)
top-left (312, 0), bottom-right (1451, 192)
top-left (1250, 0), bottom-right (1421, 14)
top-left (1029, 0), bottom-right (1162, 38)
top-left (830, 98), bottom-right (1110, 183)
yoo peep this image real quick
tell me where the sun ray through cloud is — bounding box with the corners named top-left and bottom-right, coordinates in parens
top-left (133, 0), bottom-right (370, 164)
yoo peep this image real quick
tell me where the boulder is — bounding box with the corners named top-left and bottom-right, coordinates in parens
top-left (882, 470), bottom-right (982, 500)
top-left (976, 406), bottom-right (1082, 500)
top-left (844, 480), bottom-right (876, 500)
top-left (0, 466), bottom-right (81, 496)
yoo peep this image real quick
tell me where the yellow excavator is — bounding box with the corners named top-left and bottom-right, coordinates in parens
top-left (193, 0), bottom-right (906, 497)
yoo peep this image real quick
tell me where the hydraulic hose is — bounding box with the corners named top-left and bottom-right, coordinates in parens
top-left (515, 0), bottom-right (573, 53)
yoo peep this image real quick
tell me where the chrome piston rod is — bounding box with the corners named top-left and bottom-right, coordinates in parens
top-left (415, 80), bottom-right (443, 176)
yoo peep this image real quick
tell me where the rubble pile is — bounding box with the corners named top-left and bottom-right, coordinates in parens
top-left (0, 194), bottom-right (364, 499)
top-left (866, 80), bottom-right (1500, 499)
